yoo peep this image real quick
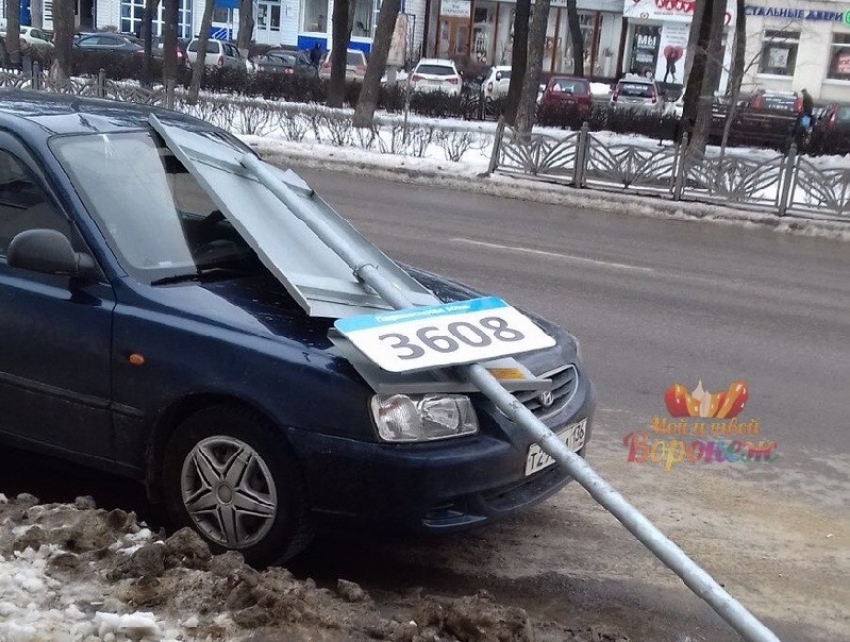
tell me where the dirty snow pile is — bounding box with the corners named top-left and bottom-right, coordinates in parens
top-left (0, 493), bottom-right (631, 642)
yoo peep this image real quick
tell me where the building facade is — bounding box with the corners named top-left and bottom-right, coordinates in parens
top-left (742, 1), bottom-right (850, 100)
top-left (5, 0), bottom-right (850, 101)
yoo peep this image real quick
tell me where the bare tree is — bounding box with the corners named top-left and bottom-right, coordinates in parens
top-left (566, 0), bottom-right (584, 77)
top-left (515, 0), bottom-right (552, 134)
top-left (31, 0), bottom-right (43, 29)
top-left (188, 0), bottom-right (216, 103)
top-left (50, 0), bottom-right (76, 81)
top-left (352, 0), bottom-right (401, 127)
top-left (328, 0), bottom-right (353, 107)
top-left (237, 0), bottom-right (255, 50)
top-left (729, 0), bottom-right (746, 100)
top-left (689, 0), bottom-right (726, 152)
top-left (504, 0), bottom-right (531, 125)
top-left (4, 0), bottom-right (22, 68)
top-left (162, 0), bottom-right (180, 86)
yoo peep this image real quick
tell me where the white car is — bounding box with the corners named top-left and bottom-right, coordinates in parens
top-left (185, 38), bottom-right (244, 69)
top-left (480, 65), bottom-right (511, 101)
top-left (0, 26), bottom-right (53, 50)
top-left (410, 58), bottom-right (462, 97)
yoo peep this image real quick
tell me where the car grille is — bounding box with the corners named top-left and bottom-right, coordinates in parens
top-left (510, 365), bottom-right (578, 420)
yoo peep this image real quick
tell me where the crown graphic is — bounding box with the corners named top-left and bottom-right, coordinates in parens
top-left (664, 380), bottom-right (749, 419)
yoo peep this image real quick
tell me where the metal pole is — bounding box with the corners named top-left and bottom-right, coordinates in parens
top-left (240, 154), bottom-right (783, 642)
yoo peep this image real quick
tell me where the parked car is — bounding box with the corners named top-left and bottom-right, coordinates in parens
top-left (0, 89), bottom-right (593, 566)
top-left (710, 88), bottom-right (801, 149)
top-left (0, 26), bottom-right (53, 51)
top-left (73, 32), bottom-right (144, 55)
top-left (150, 36), bottom-right (189, 68)
top-left (186, 38), bottom-right (244, 69)
top-left (479, 65), bottom-right (512, 102)
top-left (540, 76), bottom-right (593, 116)
top-left (318, 48), bottom-right (368, 81)
top-left (256, 49), bottom-right (318, 78)
top-left (410, 58), bottom-right (462, 97)
top-left (610, 75), bottom-right (663, 113)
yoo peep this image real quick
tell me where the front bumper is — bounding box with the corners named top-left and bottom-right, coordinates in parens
top-left (285, 367), bottom-right (595, 534)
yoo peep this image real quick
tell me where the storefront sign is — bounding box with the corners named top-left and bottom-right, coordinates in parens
top-left (745, 5), bottom-right (850, 24)
top-left (441, 0), bottom-right (471, 18)
top-left (625, 0), bottom-right (736, 24)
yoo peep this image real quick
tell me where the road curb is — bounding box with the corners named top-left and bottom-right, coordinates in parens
top-left (250, 142), bottom-right (850, 243)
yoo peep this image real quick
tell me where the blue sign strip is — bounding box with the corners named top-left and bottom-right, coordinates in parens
top-left (335, 297), bottom-right (507, 333)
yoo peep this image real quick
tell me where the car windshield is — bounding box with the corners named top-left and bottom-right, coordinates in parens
top-left (619, 82), bottom-right (653, 97)
top-left (550, 79), bottom-right (587, 94)
top-left (346, 51), bottom-right (364, 65)
top-left (50, 131), bottom-right (259, 283)
top-left (417, 64), bottom-right (454, 76)
top-left (838, 106), bottom-right (850, 122)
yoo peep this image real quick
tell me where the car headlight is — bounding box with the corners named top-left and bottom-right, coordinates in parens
top-left (370, 394), bottom-right (479, 442)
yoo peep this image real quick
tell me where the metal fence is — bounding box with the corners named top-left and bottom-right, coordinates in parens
top-left (491, 122), bottom-right (850, 220)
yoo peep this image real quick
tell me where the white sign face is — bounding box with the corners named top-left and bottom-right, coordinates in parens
top-left (441, 0), bottom-right (471, 18)
top-left (334, 297), bottom-right (556, 373)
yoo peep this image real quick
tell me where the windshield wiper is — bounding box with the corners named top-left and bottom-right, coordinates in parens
top-left (150, 266), bottom-right (249, 286)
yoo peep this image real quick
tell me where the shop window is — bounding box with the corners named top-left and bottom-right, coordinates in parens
top-left (302, 0), bottom-right (328, 33)
top-left (120, 0), bottom-right (192, 39)
top-left (827, 33), bottom-right (850, 81)
top-left (352, 0), bottom-right (375, 38)
top-left (759, 30), bottom-right (799, 76)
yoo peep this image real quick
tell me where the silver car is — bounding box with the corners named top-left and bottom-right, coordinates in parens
top-left (186, 39), bottom-right (244, 69)
top-left (610, 75), bottom-right (664, 113)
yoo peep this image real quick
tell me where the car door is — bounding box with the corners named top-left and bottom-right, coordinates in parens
top-left (0, 134), bottom-right (115, 460)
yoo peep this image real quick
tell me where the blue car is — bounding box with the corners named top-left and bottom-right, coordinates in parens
top-left (0, 90), bottom-right (594, 565)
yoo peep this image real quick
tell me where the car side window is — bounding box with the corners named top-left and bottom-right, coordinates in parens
top-left (0, 150), bottom-right (72, 257)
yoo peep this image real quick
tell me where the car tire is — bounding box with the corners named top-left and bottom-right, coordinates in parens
top-left (162, 404), bottom-right (314, 567)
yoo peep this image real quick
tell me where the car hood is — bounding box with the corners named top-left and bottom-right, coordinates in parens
top-left (143, 265), bottom-right (579, 373)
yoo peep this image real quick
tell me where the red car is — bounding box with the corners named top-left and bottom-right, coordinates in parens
top-left (540, 76), bottom-right (592, 116)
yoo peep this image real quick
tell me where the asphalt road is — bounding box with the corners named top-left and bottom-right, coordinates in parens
top-left (298, 168), bottom-right (850, 494)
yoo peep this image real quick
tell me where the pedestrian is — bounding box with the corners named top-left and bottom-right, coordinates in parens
top-left (310, 43), bottom-right (322, 68)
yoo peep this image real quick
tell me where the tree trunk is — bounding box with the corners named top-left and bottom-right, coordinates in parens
top-left (238, 0), bottom-right (255, 50)
top-left (141, 0), bottom-right (155, 86)
top-left (689, 0), bottom-right (726, 153)
top-left (188, 0), bottom-right (216, 103)
top-left (5, 0), bottom-right (22, 68)
top-left (31, 0), bottom-right (43, 29)
top-left (352, 0), bottom-right (401, 127)
top-left (50, 0), bottom-right (75, 81)
top-left (503, 0), bottom-right (530, 125)
top-left (328, 0), bottom-right (352, 107)
top-left (162, 0), bottom-right (180, 86)
top-left (566, 0), bottom-right (584, 77)
top-left (681, 0), bottom-right (709, 132)
top-left (719, 0), bottom-right (745, 155)
top-left (515, 0), bottom-right (551, 134)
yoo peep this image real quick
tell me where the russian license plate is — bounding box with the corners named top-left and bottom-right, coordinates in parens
top-left (334, 297), bottom-right (556, 374)
top-left (524, 419), bottom-right (587, 476)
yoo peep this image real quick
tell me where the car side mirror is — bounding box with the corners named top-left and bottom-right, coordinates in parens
top-left (7, 229), bottom-right (95, 277)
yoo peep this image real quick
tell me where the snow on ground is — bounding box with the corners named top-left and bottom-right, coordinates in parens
top-left (244, 135), bottom-right (850, 242)
top-left (0, 493), bottom-right (629, 642)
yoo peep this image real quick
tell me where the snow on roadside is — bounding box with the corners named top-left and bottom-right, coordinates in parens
top-left (0, 493), bottom-right (625, 642)
top-left (243, 136), bottom-right (850, 242)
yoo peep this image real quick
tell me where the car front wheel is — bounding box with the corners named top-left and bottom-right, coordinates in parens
top-left (162, 404), bottom-right (314, 566)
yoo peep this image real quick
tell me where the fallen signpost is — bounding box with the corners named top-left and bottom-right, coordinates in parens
top-left (149, 114), bottom-right (782, 642)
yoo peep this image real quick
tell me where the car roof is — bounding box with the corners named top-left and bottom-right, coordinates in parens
top-left (619, 75), bottom-right (654, 84)
top-left (417, 58), bottom-right (455, 66)
top-left (0, 89), bottom-right (216, 138)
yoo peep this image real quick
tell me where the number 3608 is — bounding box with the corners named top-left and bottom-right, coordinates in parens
top-left (378, 317), bottom-right (525, 361)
